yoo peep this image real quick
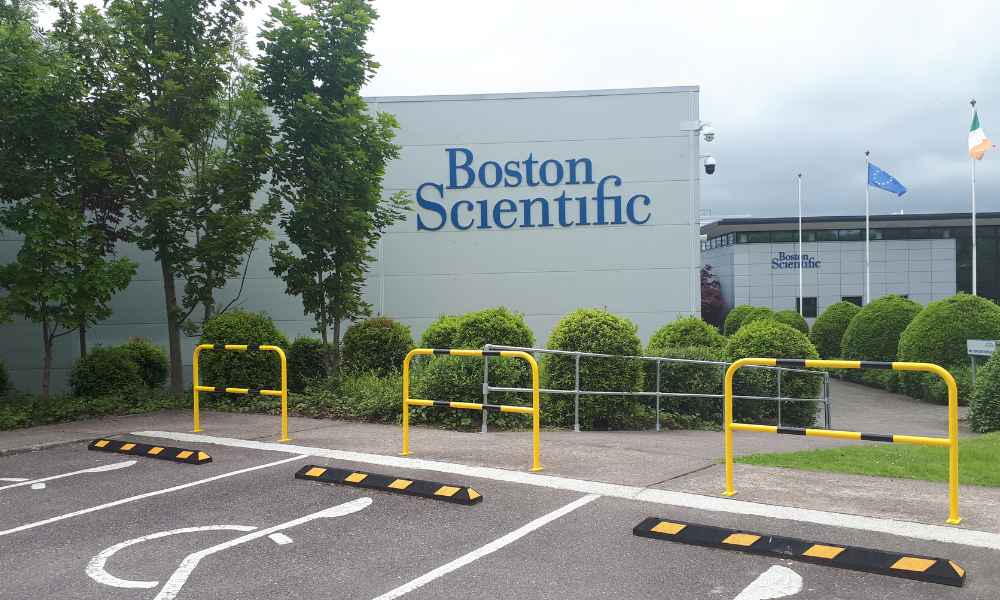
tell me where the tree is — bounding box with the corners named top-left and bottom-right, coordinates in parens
top-left (106, 0), bottom-right (278, 391)
top-left (259, 0), bottom-right (410, 374)
top-left (0, 1), bottom-right (137, 396)
top-left (701, 264), bottom-right (725, 330)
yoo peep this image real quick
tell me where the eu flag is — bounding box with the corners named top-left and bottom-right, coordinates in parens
top-left (868, 163), bottom-right (907, 196)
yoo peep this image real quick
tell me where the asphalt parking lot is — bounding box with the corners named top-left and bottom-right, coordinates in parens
top-left (1, 431), bottom-right (998, 600)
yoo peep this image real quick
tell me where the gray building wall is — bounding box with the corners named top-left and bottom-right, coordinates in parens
top-left (1, 86), bottom-right (703, 395)
top-left (701, 239), bottom-right (957, 322)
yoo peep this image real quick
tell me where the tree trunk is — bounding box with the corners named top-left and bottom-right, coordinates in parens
top-left (161, 257), bottom-right (184, 392)
top-left (41, 321), bottom-right (53, 399)
top-left (79, 322), bottom-right (87, 357)
top-left (318, 270), bottom-right (331, 376)
top-left (332, 295), bottom-right (342, 375)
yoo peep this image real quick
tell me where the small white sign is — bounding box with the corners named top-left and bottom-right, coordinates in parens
top-left (967, 339), bottom-right (997, 356)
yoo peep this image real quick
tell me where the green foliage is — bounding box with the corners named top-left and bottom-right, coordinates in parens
top-left (411, 307), bottom-right (535, 429)
top-left (970, 351), bottom-right (1000, 433)
top-left (898, 293), bottom-right (1000, 397)
top-left (921, 366), bottom-right (972, 407)
top-left (0, 357), bottom-right (11, 397)
top-left (724, 320), bottom-right (822, 427)
top-left (772, 309), bottom-right (809, 335)
top-left (647, 316), bottom-right (726, 351)
top-left (643, 346), bottom-right (725, 424)
top-left (419, 314), bottom-right (461, 349)
top-left (840, 294), bottom-right (921, 385)
top-left (68, 346), bottom-right (143, 398)
top-left (540, 309), bottom-right (645, 430)
top-left (724, 304), bottom-right (755, 336)
top-left (261, 0), bottom-right (410, 373)
top-left (341, 316), bottom-right (414, 376)
top-left (809, 301), bottom-right (862, 359)
top-left (287, 336), bottom-right (327, 393)
top-left (741, 306), bottom-right (776, 329)
top-left (116, 340), bottom-right (169, 389)
top-left (0, 388), bottom-right (191, 431)
top-left (198, 310), bottom-right (290, 401)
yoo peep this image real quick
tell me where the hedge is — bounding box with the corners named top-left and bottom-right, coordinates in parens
top-left (419, 314), bottom-right (461, 349)
top-left (898, 293), bottom-right (1000, 397)
top-left (0, 356), bottom-right (12, 396)
top-left (840, 294), bottom-right (922, 383)
top-left (643, 346), bottom-right (724, 423)
top-left (287, 336), bottom-right (327, 393)
top-left (198, 309), bottom-right (290, 402)
top-left (725, 320), bottom-right (821, 427)
top-left (341, 316), bottom-right (414, 376)
top-left (741, 306), bottom-right (776, 329)
top-left (723, 304), bottom-right (755, 337)
top-left (809, 301), bottom-right (861, 359)
top-left (647, 316), bottom-right (726, 351)
top-left (68, 346), bottom-right (143, 398)
top-left (772, 309), bottom-right (809, 335)
top-left (117, 340), bottom-right (170, 389)
top-left (969, 351), bottom-right (1000, 432)
top-left (541, 308), bottom-right (646, 430)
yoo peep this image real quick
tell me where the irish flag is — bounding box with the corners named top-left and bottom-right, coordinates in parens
top-left (970, 109), bottom-right (995, 160)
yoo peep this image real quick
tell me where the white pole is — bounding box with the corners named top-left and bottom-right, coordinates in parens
top-left (865, 151), bottom-right (870, 306)
top-left (798, 174), bottom-right (803, 315)
top-left (972, 100), bottom-right (978, 297)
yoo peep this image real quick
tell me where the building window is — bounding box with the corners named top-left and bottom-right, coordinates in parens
top-left (796, 297), bottom-right (818, 318)
top-left (747, 232), bottom-right (770, 243)
top-left (883, 228), bottom-right (906, 240)
top-left (802, 230), bottom-right (816, 241)
top-left (838, 229), bottom-right (863, 241)
top-left (815, 230), bottom-right (838, 241)
top-left (842, 296), bottom-right (863, 307)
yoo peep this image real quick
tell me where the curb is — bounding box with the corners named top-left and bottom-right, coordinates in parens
top-left (0, 438), bottom-right (93, 458)
top-left (88, 439), bottom-right (212, 465)
top-left (295, 465), bottom-right (483, 505)
top-left (633, 517), bottom-right (965, 587)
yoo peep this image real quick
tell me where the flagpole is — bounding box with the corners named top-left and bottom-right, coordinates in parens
top-left (972, 100), bottom-right (978, 297)
top-left (865, 151), bottom-right (870, 306)
top-left (798, 173), bottom-right (803, 316)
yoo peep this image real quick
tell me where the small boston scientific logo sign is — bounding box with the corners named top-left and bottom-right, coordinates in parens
top-left (772, 252), bottom-right (821, 269)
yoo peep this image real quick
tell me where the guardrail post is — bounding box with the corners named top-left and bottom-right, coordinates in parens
top-left (482, 345), bottom-right (490, 434)
top-left (655, 359), bottom-right (662, 432)
top-left (776, 369), bottom-right (782, 427)
top-left (191, 346), bottom-right (205, 433)
top-left (824, 372), bottom-right (832, 429)
top-left (574, 352), bottom-right (581, 433)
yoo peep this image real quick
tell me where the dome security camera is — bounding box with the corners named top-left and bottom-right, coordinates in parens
top-left (704, 156), bottom-right (716, 175)
top-left (702, 125), bottom-right (715, 142)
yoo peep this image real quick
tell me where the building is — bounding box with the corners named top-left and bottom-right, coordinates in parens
top-left (1, 86), bottom-right (705, 394)
top-left (700, 212), bottom-right (999, 322)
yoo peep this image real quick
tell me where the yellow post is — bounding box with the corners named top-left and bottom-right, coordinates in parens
top-left (191, 346), bottom-right (204, 433)
top-left (399, 348), bottom-right (420, 456)
top-left (722, 358), bottom-right (757, 496)
top-left (276, 347), bottom-right (291, 442)
top-left (525, 352), bottom-right (544, 472)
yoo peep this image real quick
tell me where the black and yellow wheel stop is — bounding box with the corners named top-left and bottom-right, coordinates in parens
top-left (88, 439), bottom-right (212, 465)
top-left (633, 517), bottom-right (965, 587)
top-left (295, 465), bottom-right (482, 505)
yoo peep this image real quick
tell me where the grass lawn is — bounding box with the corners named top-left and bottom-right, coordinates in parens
top-left (735, 431), bottom-right (1000, 487)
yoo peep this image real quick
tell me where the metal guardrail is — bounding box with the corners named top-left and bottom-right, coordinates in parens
top-left (476, 345), bottom-right (831, 433)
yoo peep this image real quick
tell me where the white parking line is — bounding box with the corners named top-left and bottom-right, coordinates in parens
top-left (134, 430), bottom-right (1000, 551)
top-left (733, 565), bottom-right (802, 600)
top-left (0, 455), bottom-right (307, 538)
top-left (0, 461), bottom-right (136, 492)
top-left (369, 494), bottom-right (600, 600)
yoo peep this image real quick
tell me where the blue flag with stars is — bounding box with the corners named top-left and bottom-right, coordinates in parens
top-left (868, 163), bottom-right (907, 196)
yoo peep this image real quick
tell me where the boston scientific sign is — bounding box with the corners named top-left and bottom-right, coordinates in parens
top-left (414, 148), bottom-right (652, 231)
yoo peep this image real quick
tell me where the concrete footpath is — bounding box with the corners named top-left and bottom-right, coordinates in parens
top-left (1, 378), bottom-right (995, 532)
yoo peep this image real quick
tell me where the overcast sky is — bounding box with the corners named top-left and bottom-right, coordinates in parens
top-left (40, 0), bottom-right (1000, 219)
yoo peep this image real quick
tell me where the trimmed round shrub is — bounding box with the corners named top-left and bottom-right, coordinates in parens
top-left (898, 292), bottom-right (1000, 380)
top-left (68, 346), bottom-right (143, 398)
top-left (419, 314), bottom-right (461, 349)
top-left (809, 301), bottom-right (861, 359)
top-left (341, 316), bottom-right (415, 376)
top-left (647, 316), bottom-right (726, 351)
top-left (841, 295), bottom-right (922, 384)
top-left (724, 305), bottom-right (755, 337)
top-left (772, 309), bottom-right (809, 335)
top-left (725, 320), bottom-right (822, 427)
top-left (288, 336), bottom-right (328, 393)
top-left (644, 346), bottom-right (725, 423)
top-left (199, 309), bottom-right (290, 401)
top-left (411, 307), bottom-right (535, 429)
top-left (922, 365), bottom-right (972, 407)
top-left (116, 340), bottom-right (169, 389)
top-left (741, 306), bottom-right (776, 329)
top-left (969, 351), bottom-right (1000, 432)
top-left (0, 356), bottom-right (11, 397)
top-left (541, 309), bottom-right (646, 430)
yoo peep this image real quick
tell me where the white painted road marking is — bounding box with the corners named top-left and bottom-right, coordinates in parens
top-left (269, 533), bottom-right (293, 545)
top-left (0, 460), bottom-right (136, 492)
top-left (87, 525), bottom-right (258, 588)
top-left (0, 477), bottom-right (29, 482)
top-left (369, 494), bottom-right (600, 600)
top-left (136, 430), bottom-right (1000, 551)
top-left (0, 455), bottom-right (307, 538)
top-left (733, 565), bottom-right (803, 600)
top-left (154, 497), bottom-right (372, 600)
top-left (30, 483), bottom-right (45, 490)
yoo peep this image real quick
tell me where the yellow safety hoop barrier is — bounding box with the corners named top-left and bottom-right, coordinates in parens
top-left (723, 358), bottom-right (961, 525)
top-left (400, 348), bottom-right (544, 472)
top-left (191, 344), bottom-right (290, 443)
